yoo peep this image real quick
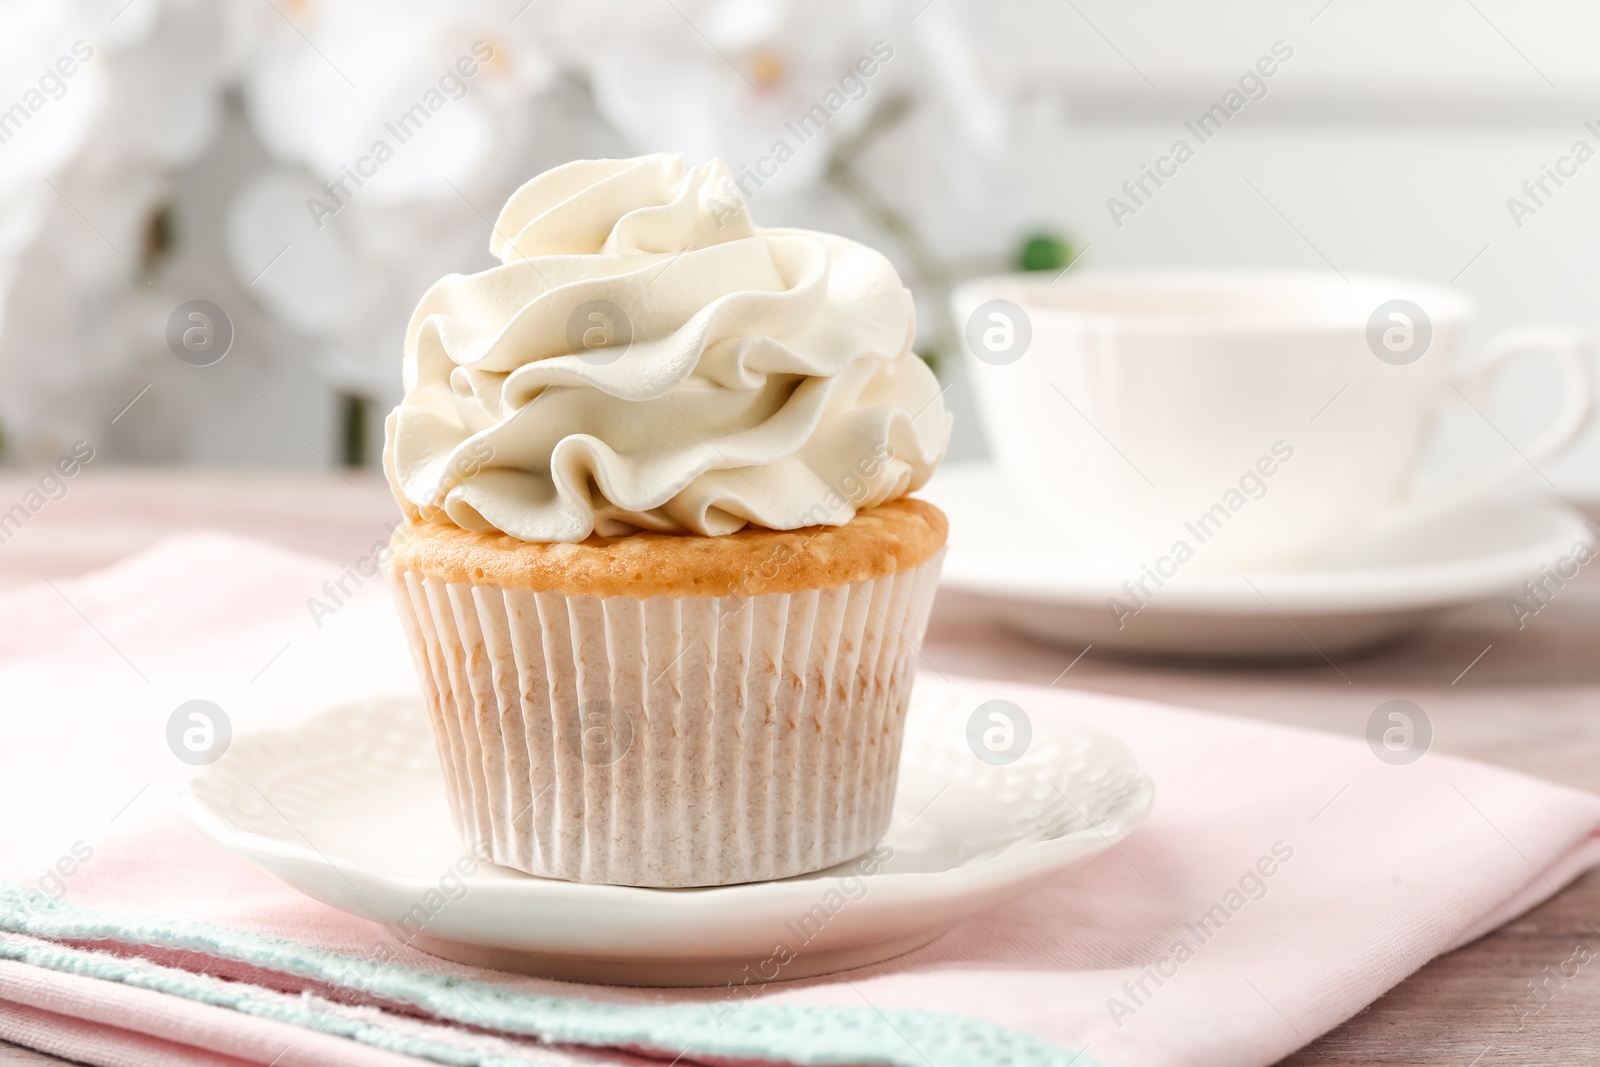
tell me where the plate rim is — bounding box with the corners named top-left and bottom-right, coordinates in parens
top-left (927, 462), bottom-right (1592, 615)
top-left (181, 694), bottom-right (1156, 918)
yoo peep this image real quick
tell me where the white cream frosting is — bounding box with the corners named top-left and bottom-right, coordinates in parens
top-left (384, 153), bottom-right (950, 542)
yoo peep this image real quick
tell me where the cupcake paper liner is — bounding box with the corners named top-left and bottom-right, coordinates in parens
top-left (386, 551), bottom-right (944, 888)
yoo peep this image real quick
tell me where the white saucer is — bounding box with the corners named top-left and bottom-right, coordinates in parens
top-left (182, 682), bottom-right (1153, 987)
top-left (921, 462), bottom-right (1595, 658)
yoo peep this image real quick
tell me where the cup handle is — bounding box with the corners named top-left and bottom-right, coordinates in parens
top-left (1402, 327), bottom-right (1593, 514)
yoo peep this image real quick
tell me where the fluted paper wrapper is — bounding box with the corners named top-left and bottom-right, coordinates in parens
top-left (386, 552), bottom-right (944, 888)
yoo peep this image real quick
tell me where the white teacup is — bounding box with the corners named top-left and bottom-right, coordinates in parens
top-left (953, 270), bottom-right (1593, 571)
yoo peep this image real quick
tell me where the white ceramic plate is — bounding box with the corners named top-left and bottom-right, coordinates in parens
top-left (182, 682), bottom-right (1153, 987)
top-left (921, 462), bottom-right (1594, 658)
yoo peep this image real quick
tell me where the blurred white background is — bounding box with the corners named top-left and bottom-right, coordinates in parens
top-left (1, 0), bottom-right (1597, 495)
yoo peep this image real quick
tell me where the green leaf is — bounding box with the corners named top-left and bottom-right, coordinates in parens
top-left (1017, 232), bottom-right (1074, 273)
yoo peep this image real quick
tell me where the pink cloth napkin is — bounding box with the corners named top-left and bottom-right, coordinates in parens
top-left (3, 531), bottom-right (1599, 1067)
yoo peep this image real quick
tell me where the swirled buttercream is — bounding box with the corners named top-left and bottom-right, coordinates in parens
top-left (383, 153), bottom-right (950, 542)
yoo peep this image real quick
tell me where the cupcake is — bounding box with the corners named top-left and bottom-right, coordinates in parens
top-left (383, 153), bottom-right (950, 888)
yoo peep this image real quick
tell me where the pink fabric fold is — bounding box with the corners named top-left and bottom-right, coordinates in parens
top-left (0, 956), bottom-right (422, 1067)
top-left (0, 998), bottom-right (254, 1067)
top-left (2, 531), bottom-right (1598, 1067)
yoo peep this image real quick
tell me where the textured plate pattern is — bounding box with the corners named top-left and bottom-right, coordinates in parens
top-left (183, 681), bottom-right (1153, 984)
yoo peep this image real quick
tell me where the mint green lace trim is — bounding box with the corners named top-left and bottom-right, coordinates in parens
top-left (0, 885), bottom-right (1104, 1067)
